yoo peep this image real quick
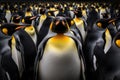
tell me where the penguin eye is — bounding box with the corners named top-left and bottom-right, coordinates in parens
top-left (97, 22), bottom-right (102, 28)
top-left (2, 28), bottom-right (8, 35)
top-left (115, 39), bottom-right (120, 48)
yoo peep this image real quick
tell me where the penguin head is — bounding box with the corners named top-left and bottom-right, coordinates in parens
top-left (50, 16), bottom-right (69, 33)
top-left (12, 15), bottom-right (21, 23)
top-left (40, 8), bottom-right (46, 15)
top-left (23, 16), bottom-right (36, 24)
top-left (96, 18), bottom-right (116, 29)
top-left (74, 8), bottom-right (82, 18)
top-left (101, 13), bottom-right (109, 19)
top-left (0, 23), bottom-right (27, 36)
top-left (26, 7), bottom-right (32, 12)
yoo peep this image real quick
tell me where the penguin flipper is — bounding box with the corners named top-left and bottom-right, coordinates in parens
top-left (94, 41), bottom-right (106, 67)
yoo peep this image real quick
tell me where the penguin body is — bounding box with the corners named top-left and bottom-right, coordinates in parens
top-left (115, 17), bottom-right (120, 31)
top-left (5, 10), bottom-right (11, 23)
top-left (36, 16), bottom-right (54, 45)
top-left (74, 18), bottom-right (87, 42)
top-left (83, 19), bottom-right (113, 80)
top-left (34, 16), bottom-right (85, 80)
top-left (13, 28), bottom-right (37, 80)
top-left (0, 54), bottom-right (9, 80)
top-left (0, 23), bottom-right (27, 80)
top-left (66, 18), bottom-right (83, 43)
top-left (95, 32), bottom-right (120, 80)
top-left (39, 35), bottom-right (81, 80)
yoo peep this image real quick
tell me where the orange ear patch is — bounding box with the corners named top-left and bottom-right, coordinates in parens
top-left (116, 39), bottom-right (120, 47)
top-left (2, 28), bottom-right (8, 35)
top-left (97, 22), bottom-right (102, 28)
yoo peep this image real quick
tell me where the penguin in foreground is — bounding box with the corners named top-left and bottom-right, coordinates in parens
top-left (0, 23), bottom-right (28, 80)
top-left (13, 16), bottom-right (37, 80)
top-left (94, 31), bottom-right (120, 80)
top-left (83, 18), bottom-right (113, 80)
top-left (0, 54), bottom-right (8, 80)
top-left (34, 16), bottom-right (86, 80)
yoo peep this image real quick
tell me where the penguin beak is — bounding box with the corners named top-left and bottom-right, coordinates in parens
top-left (108, 19), bottom-right (116, 23)
top-left (16, 16), bottom-right (21, 20)
top-left (30, 16), bottom-right (37, 20)
top-left (15, 26), bottom-right (25, 30)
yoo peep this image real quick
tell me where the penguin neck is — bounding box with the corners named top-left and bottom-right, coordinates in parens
top-left (24, 25), bottom-right (35, 35)
top-left (40, 14), bottom-right (47, 20)
top-left (25, 12), bottom-right (32, 16)
top-left (56, 33), bottom-right (65, 37)
top-left (74, 18), bottom-right (83, 24)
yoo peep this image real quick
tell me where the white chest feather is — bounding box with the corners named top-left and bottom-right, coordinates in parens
top-left (39, 40), bottom-right (81, 80)
top-left (11, 38), bottom-right (23, 77)
top-left (75, 20), bottom-right (86, 41)
top-left (37, 15), bottom-right (47, 32)
top-left (5, 10), bottom-right (11, 23)
top-left (25, 26), bottom-right (37, 45)
top-left (104, 29), bottom-right (112, 54)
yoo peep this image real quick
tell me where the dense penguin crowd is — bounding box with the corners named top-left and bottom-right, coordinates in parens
top-left (0, 1), bottom-right (120, 80)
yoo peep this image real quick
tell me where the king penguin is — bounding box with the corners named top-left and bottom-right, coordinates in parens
top-left (13, 16), bottom-right (38, 80)
top-left (0, 23), bottom-right (27, 80)
top-left (5, 6), bottom-right (11, 23)
top-left (73, 9), bottom-right (87, 43)
top-left (94, 31), bottom-right (120, 80)
top-left (34, 16), bottom-right (86, 80)
top-left (35, 8), bottom-right (54, 45)
top-left (66, 17), bottom-right (83, 44)
top-left (83, 18), bottom-right (113, 80)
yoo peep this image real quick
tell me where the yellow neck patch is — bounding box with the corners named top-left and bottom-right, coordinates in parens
top-left (11, 36), bottom-right (16, 45)
top-left (116, 39), bottom-right (120, 47)
top-left (74, 18), bottom-right (83, 24)
top-left (50, 8), bottom-right (56, 11)
top-left (46, 34), bottom-right (75, 52)
top-left (40, 15), bottom-right (47, 21)
top-left (25, 12), bottom-right (32, 16)
top-left (24, 26), bottom-right (35, 35)
top-left (105, 29), bottom-right (110, 35)
top-left (2, 28), bottom-right (8, 35)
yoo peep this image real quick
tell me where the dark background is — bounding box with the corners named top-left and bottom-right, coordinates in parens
top-left (0, 0), bottom-right (118, 2)
top-left (0, 0), bottom-right (119, 5)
